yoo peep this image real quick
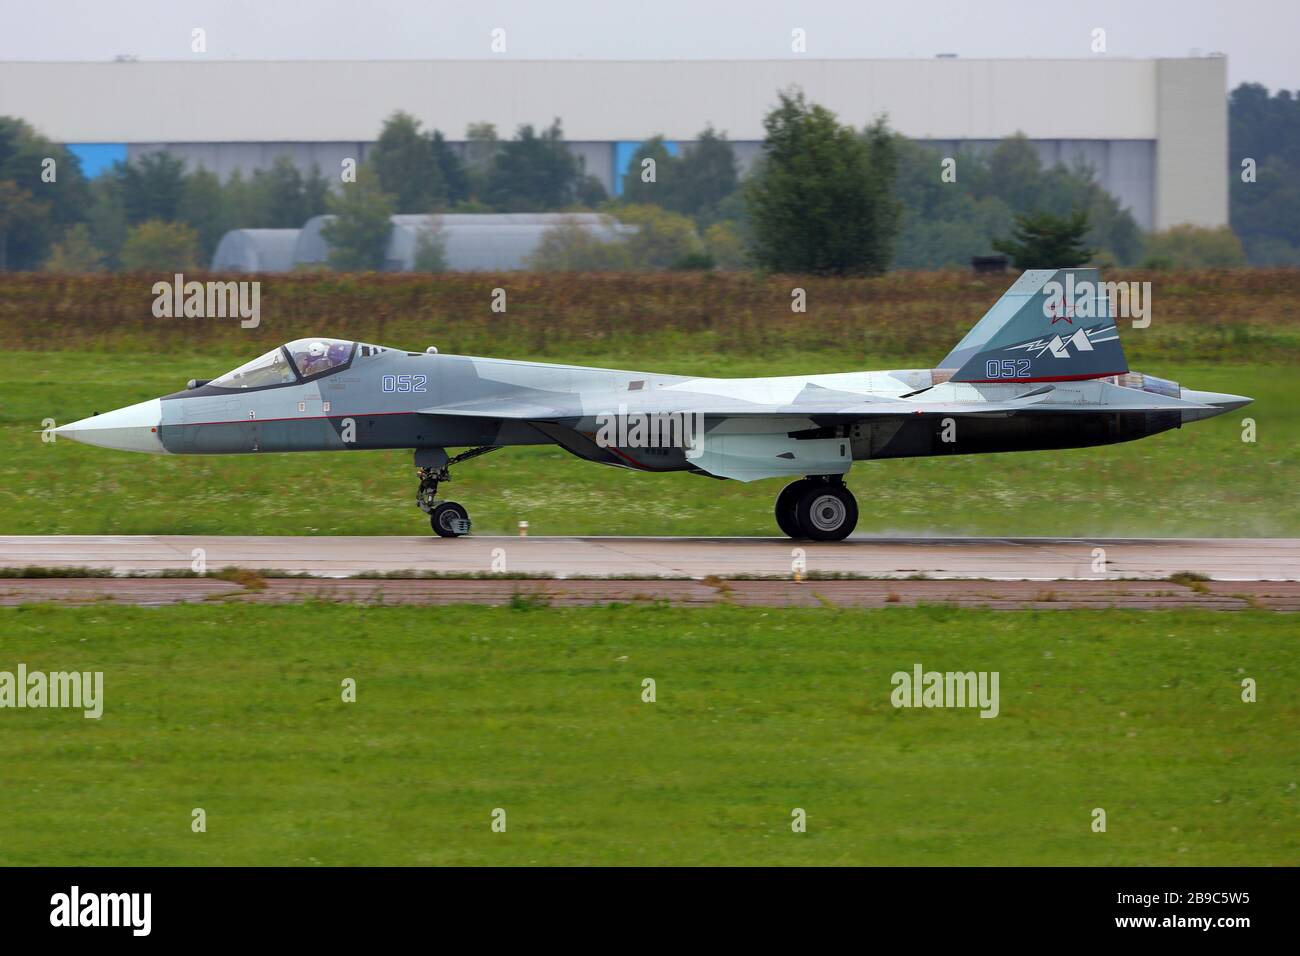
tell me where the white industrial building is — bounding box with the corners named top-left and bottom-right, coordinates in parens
top-left (210, 229), bottom-right (300, 272)
top-left (299, 213), bottom-right (633, 272)
top-left (0, 57), bottom-right (1228, 231)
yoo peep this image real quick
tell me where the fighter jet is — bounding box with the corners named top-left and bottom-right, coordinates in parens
top-left (56, 268), bottom-right (1250, 540)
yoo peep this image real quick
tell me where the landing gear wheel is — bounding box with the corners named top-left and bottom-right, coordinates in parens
top-left (430, 501), bottom-right (471, 538)
top-left (413, 446), bottom-right (500, 537)
top-left (775, 479), bottom-right (815, 538)
top-left (795, 483), bottom-right (858, 541)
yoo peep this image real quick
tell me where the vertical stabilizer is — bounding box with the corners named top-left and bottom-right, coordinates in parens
top-left (940, 268), bottom-right (1129, 383)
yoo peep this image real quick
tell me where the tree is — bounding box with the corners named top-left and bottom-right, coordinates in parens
top-left (238, 157), bottom-right (330, 229)
top-left (529, 208), bottom-right (707, 271)
top-left (993, 209), bottom-right (1095, 268)
top-left (616, 128), bottom-right (739, 222)
top-left (430, 131), bottom-right (470, 205)
top-left (620, 136), bottom-right (676, 206)
top-left (704, 221), bottom-right (747, 270)
top-left (0, 116), bottom-right (90, 268)
top-left (321, 169), bottom-right (394, 271)
top-left (745, 90), bottom-right (901, 275)
top-left (616, 204), bottom-right (707, 269)
top-left (1034, 154), bottom-right (1142, 264)
top-left (370, 111), bottom-right (446, 213)
top-left (859, 118), bottom-right (903, 274)
top-left (484, 120), bottom-right (582, 211)
top-left (889, 134), bottom-right (1142, 268)
top-left (674, 126), bottom-right (739, 222)
top-left (890, 135), bottom-right (1013, 267)
top-left (1078, 175), bottom-right (1143, 266)
top-left (302, 164), bottom-right (331, 221)
top-left (1229, 82), bottom-right (1300, 264)
top-left (412, 222), bottom-right (448, 272)
top-left (44, 223), bottom-right (104, 272)
top-left (1141, 225), bottom-right (1246, 268)
top-left (895, 194), bottom-right (1014, 269)
top-left (249, 156), bottom-right (310, 227)
top-left (463, 122), bottom-right (500, 201)
top-left (986, 135), bottom-right (1046, 212)
top-left (575, 174), bottom-right (608, 208)
top-left (1230, 83), bottom-right (1300, 174)
top-left (219, 170), bottom-right (258, 233)
top-left (528, 218), bottom-right (632, 271)
top-left (0, 179), bottom-right (49, 270)
top-left (117, 152), bottom-right (187, 224)
top-left (86, 175), bottom-right (128, 267)
top-left (178, 166), bottom-right (228, 259)
top-left (119, 219), bottom-right (201, 271)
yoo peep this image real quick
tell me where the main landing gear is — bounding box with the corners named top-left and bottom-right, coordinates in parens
top-left (415, 446), bottom-right (500, 538)
top-left (774, 477), bottom-right (859, 541)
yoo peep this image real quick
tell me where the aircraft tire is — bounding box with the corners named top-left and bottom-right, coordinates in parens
top-left (794, 483), bottom-right (858, 541)
top-left (430, 501), bottom-right (471, 538)
top-left (775, 479), bottom-right (815, 538)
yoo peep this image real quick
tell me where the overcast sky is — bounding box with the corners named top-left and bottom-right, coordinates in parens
top-left (3, 0), bottom-right (1297, 92)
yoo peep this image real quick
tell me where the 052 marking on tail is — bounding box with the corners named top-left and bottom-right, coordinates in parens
top-left (56, 269), bottom-right (1251, 541)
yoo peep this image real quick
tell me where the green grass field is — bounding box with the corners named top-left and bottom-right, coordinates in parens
top-left (3, 350), bottom-right (1293, 537)
top-left (0, 603), bottom-right (1294, 866)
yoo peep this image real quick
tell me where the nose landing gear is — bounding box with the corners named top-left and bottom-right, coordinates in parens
top-left (427, 498), bottom-right (470, 537)
top-left (415, 446), bottom-right (500, 538)
top-left (775, 476), bottom-right (858, 541)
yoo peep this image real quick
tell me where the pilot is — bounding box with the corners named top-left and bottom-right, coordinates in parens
top-left (299, 341), bottom-right (330, 375)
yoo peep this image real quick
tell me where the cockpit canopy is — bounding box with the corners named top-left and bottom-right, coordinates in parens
top-left (211, 338), bottom-right (355, 389)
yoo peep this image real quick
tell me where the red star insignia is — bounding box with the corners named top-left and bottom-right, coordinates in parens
top-left (1047, 298), bottom-right (1074, 325)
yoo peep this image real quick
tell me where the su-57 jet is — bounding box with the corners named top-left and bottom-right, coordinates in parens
top-left (56, 269), bottom-right (1249, 540)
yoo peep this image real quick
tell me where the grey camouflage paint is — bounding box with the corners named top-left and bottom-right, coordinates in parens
top-left (68, 270), bottom-right (1251, 484)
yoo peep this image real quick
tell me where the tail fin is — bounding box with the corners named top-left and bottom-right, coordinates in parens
top-left (939, 268), bottom-right (1128, 383)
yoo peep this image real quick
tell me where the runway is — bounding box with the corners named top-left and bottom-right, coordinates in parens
top-left (1, 535), bottom-right (1296, 581)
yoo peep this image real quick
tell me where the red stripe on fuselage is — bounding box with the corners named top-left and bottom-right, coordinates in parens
top-left (605, 445), bottom-right (652, 470)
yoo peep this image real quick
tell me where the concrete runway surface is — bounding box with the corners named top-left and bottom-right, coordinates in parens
top-left (1, 535), bottom-right (1296, 581)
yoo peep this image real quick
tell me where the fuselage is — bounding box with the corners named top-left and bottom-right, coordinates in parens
top-left (51, 267), bottom-right (1256, 542)
top-left (55, 337), bottom-right (1250, 475)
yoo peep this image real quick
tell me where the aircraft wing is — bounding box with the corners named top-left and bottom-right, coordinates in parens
top-left (416, 384), bottom-right (1217, 482)
top-left (415, 385), bottom-right (1215, 422)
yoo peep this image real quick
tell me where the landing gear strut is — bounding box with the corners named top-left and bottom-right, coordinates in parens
top-left (774, 476), bottom-right (858, 541)
top-left (415, 446), bottom-right (500, 537)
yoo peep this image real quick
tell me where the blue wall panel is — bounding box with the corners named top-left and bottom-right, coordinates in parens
top-left (612, 140), bottom-right (681, 196)
top-left (66, 143), bottom-right (127, 177)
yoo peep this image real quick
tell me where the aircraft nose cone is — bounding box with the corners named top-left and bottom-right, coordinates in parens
top-left (55, 398), bottom-right (167, 453)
